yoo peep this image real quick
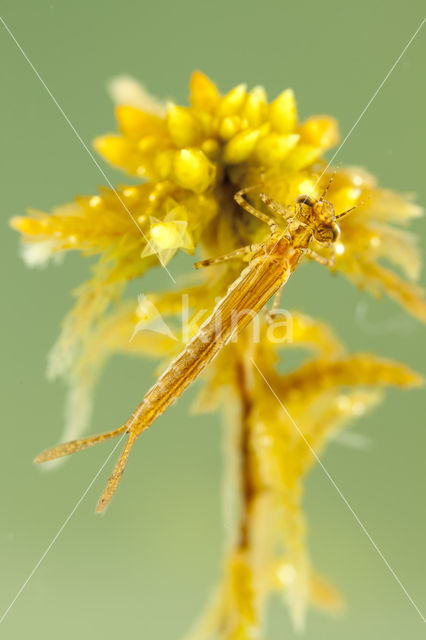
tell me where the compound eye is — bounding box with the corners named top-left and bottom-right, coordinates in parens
top-left (316, 224), bottom-right (340, 243)
top-left (296, 194), bottom-right (315, 207)
top-left (331, 225), bottom-right (341, 242)
top-left (314, 226), bottom-right (331, 243)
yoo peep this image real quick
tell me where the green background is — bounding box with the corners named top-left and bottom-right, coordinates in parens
top-left (1, 1), bottom-right (425, 638)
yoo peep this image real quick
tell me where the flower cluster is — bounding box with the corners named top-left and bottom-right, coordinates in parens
top-left (11, 73), bottom-right (425, 636)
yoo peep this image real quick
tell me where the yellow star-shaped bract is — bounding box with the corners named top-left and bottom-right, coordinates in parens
top-left (141, 207), bottom-right (194, 266)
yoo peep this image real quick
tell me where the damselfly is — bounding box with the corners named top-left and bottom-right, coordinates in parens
top-left (36, 182), bottom-right (355, 511)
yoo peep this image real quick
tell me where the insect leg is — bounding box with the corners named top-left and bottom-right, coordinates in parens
top-left (234, 187), bottom-right (278, 229)
top-left (265, 284), bottom-right (285, 324)
top-left (306, 248), bottom-right (335, 268)
top-left (194, 243), bottom-right (258, 269)
top-left (258, 192), bottom-right (293, 221)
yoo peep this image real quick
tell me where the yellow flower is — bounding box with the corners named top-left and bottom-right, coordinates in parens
top-left (93, 71), bottom-right (337, 186)
top-left (142, 207), bottom-right (194, 266)
top-left (11, 72), bottom-right (425, 324)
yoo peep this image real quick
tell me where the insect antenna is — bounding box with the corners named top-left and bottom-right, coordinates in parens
top-left (336, 195), bottom-right (373, 220)
top-left (320, 165), bottom-right (340, 199)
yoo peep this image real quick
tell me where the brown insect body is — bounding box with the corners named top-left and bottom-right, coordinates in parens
top-left (36, 188), bottom-right (346, 511)
top-left (129, 233), bottom-right (293, 436)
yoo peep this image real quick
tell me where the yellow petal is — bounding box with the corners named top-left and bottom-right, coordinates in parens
top-left (115, 106), bottom-right (165, 139)
top-left (10, 216), bottom-right (44, 236)
top-left (255, 133), bottom-right (300, 165)
top-left (269, 89), bottom-right (297, 133)
top-left (154, 150), bottom-right (174, 180)
top-left (299, 116), bottom-right (339, 149)
top-left (223, 129), bottom-right (261, 164)
top-left (201, 138), bottom-right (220, 158)
top-left (283, 143), bottom-right (323, 171)
top-left (150, 221), bottom-right (187, 249)
top-left (310, 573), bottom-right (344, 611)
top-left (172, 148), bottom-right (216, 193)
top-left (242, 86), bottom-right (267, 127)
top-left (218, 115), bottom-right (241, 141)
top-left (94, 135), bottom-right (138, 170)
top-left (189, 71), bottom-right (221, 112)
top-left (218, 83), bottom-right (247, 117)
top-left (166, 103), bottom-right (200, 147)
